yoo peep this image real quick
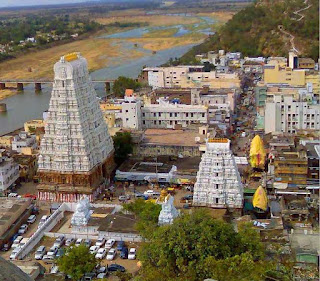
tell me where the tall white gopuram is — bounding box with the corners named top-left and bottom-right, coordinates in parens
top-left (37, 53), bottom-right (114, 202)
top-left (193, 138), bottom-right (243, 208)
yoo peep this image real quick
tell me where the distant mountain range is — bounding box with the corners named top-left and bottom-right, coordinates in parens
top-left (180, 0), bottom-right (319, 63)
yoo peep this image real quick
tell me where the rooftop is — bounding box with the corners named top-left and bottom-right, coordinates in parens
top-left (142, 129), bottom-right (205, 147)
top-left (97, 213), bottom-right (137, 233)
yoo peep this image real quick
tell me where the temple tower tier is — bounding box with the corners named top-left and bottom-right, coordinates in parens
top-left (37, 53), bottom-right (115, 202)
top-left (193, 138), bottom-right (243, 209)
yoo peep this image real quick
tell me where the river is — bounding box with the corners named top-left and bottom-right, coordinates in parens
top-left (0, 14), bottom-right (215, 136)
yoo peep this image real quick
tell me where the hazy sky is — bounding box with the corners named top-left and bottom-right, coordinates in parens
top-left (0, 0), bottom-right (88, 8)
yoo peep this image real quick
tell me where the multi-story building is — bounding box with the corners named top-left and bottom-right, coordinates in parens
top-left (141, 98), bottom-right (208, 129)
top-left (0, 154), bottom-right (19, 193)
top-left (264, 90), bottom-right (320, 134)
top-left (121, 96), bottom-right (142, 130)
top-left (11, 131), bottom-right (37, 153)
top-left (37, 53), bottom-right (114, 202)
top-left (143, 66), bottom-right (240, 89)
top-left (193, 138), bottom-right (243, 209)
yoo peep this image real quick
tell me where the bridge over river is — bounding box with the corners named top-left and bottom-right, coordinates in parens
top-left (0, 79), bottom-right (115, 91)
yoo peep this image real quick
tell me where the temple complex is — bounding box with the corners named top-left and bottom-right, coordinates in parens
top-left (37, 53), bottom-right (114, 202)
top-left (193, 138), bottom-right (243, 209)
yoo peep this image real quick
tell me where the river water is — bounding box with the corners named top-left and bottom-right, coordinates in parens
top-left (0, 14), bottom-right (215, 136)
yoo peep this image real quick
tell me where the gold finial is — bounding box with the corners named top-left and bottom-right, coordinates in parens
top-left (64, 52), bottom-right (79, 62)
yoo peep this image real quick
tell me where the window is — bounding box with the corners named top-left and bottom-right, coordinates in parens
top-left (143, 121), bottom-right (145, 124)
top-left (170, 113), bottom-right (173, 117)
top-left (215, 198), bottom-right (219, 204)
top-left (125, 110), bottom-right (128, 113)
top-left (142, 113), bottom-right (145, 117)
top-left (154, 113), bottom-right (156, 117)
top-left (191, 113), bottom-right (194, 117)
top-left (159, 113), bottom-right (162, 117)
top-left (186, 113), bottom-right (189, 117)
top-left (174, 113), bottom-right (177, 117)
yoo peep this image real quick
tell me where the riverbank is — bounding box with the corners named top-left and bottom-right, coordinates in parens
top-left (0, 89), bottom-right (17, 101)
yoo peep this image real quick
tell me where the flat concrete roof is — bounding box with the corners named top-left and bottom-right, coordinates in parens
top-left (142, 129), bottom-right (205, 147)
top-left (97, 213), bottom-right (137, 233)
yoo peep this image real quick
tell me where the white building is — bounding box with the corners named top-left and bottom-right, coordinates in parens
top-left (37, 53), bottom-right (114, 202)
top-left (193, 138), bottom-right (243, 208)
top-left (264, 91), bottom-right (320, 134)
top-left (141, 98), bottom-right (208, 129)
top-left (0, 155), bottom-right (19, 193)
top-left (11, 132), bottom-right (37, 153)
top-left (121, 96), bottom-right (142, 130)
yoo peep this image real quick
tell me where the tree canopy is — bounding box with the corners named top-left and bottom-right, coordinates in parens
top-left (112, 76), bottom-right (141, 97)
top-left (57, 244), bottom-right (97, 280)
top-left (135, 210), bottom-right (270, 281)
top-left (112, 131), bottom-right (134, 165)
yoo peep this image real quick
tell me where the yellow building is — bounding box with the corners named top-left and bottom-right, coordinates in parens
top-left (264, 64), bottom-right (306, 86)
top-left (306, 72), bottom-right (320, 95)
top-left (0, 136), bottom-right (13, 148)
top-left (24, 120), bottom-right (45, 134)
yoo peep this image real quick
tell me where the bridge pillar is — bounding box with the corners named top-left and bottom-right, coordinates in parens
top-left (0, 83), bottom-right (5, 90)
top-left (17, 83), bottom-right (24, 91)
top-left (105, 82), bottom-right (111, 92)
top-left (35, 83), bottom-right (42, 92)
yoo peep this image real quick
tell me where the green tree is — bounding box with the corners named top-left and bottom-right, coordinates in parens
top-left (112, 76), bottom-right (141, 97)
top-left (123, 199), bottom-right (161, 238)
top-left (135, 210), bottom-right (268, 281)
top-left (112, 131), bottom-right (133, 165)
top-left (57, 244), bottom-right (97, 281)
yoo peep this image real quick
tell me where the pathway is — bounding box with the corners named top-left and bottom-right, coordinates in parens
top-left (278, 0), bottom-right (312, 54)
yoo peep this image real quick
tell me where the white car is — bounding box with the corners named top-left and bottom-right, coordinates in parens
top-left (10, 248), bottom-right (20, 260)
top-left (143, 190), bottom-right (154, 196)
top-left (50, 265), bottom-right (59, 274)
top-left (95, 248), bottom-right (107, 259)
top-left (75, 238), bottom-right (83, 247)
top-left (27, 215), bottom-right (36, 224)
top-left (34, 246), bottom-right (46, 260)
top-left (106, 248), bottom-right (116, 260)
top-left (53, 235), bottom-right (65, 248)
top-left (47, 246), bottom-right (58, 256)
top-left (12, 236), bottom-right (23, 249)
top-left (18, 224), bottom-right (28, 234)
top-left (95, 237), bottom-right (106, 247)
top-left (128, 248), bottom-right (136, 260)
top-left (104, 239), bottom-right (115, 249)
top-left (89, 245), bottom-right (99, 254)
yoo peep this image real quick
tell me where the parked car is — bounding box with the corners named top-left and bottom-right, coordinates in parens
top-left (118, 195), bottom-right (130, 202)
top-left (38, 215), bottom-right (49, 228)
top-left (104, 239), bottom-right (115, 249)
top-left (47, 245), bottom-right (58, 256)
top-left (95, 248), bottom-right (107, 259)
top-left (107, 264), bottom-right (125, 272)
top-left (18, 224), bottom-right (28, 234)
top-left (50, 265), bottom-right (59, 274)
top-left (143, 190), bottom-right (154, 196)
top-left (84, 239), bottom-right (92, 247)
top-left (128, 248), bottom-right (136, 260)
top-left (65, 238), bottom-right (75, 247)
top-left (152, 192), bottom-right (160, 198)
top-left (42, 254), bottom-right (55, 264)
top-left (134, 192), bottom-right (144, 198)
top-left (75, 238), bottom-right (83, 247)
top-left (34, 246), bottom-right (46, 260)
top-left (27, 215), bottom-right (36, 224)
top-left (89, 245), bottom-right (100, 254)
top-left (117, 241), bottom-right (125, 252)
top-left (95, 237), bottom-right (106, 247)
top-left (53, 235), bottom-right (65, 248)
top-left (83, 273), bottom-right (96, 281)
top-left (120, 247), bottom-right (128, 259)
top-left (106, 248), bottom-right (116, 260)
top-left (10, 248), bottom-right (20, 260)
top-left (2, 241), bottom-right (12, 251)
top-left (12, 236), bottom-right (23, 249)
top-left (97, 266), bottom-right (107, 274)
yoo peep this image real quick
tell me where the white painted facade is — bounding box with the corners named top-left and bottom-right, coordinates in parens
top-left (193, 139), bottom-right (243, 208)
top-left (11, 132), bottom-right (37, 153)
top-left (0, 156), bottom-right (19, 192)
top-left (264, 92), bottom-right (320, 134)
top-left (141, 98), bottom-right (208, 129)
top-left (38, 53), bottom-right (114, 173)
top-left (121, 96), bottom-right (142, 130)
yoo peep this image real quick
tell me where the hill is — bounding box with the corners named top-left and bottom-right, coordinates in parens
top-left (179, 0), bottom-right (319, 63)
